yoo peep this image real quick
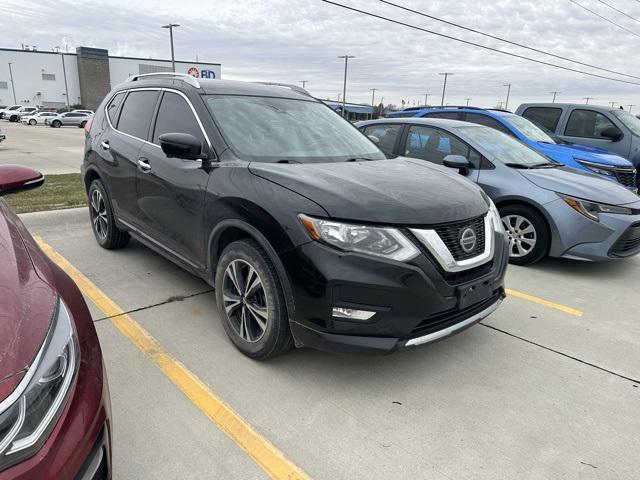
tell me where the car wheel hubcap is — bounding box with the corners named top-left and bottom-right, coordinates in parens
top-left (90, 190), bottom-right (108, 241)
top-left (222, 259), bottom-right (268, 343)
top-left (502, 214), bottom-right (537, 258)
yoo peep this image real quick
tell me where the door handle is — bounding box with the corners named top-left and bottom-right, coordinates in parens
top-left (138, 157), bottom-right (151, 172)
top-left (100, 141), bottom-right (110, 150)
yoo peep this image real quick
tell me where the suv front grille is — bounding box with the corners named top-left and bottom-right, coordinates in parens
top-left (610, 222), bottom-right (640, 257)
top-left (433, 215), bottom-right (485, 261)
top-left (614, 168), bottom-right (637, 188)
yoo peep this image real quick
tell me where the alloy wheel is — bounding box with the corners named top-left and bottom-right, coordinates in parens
top-left (222, 259), bottom-right (269, 343)
top-left (90, 189), bottom-right (108, 241)
top-left (502, 214), bottom-right (537, 258)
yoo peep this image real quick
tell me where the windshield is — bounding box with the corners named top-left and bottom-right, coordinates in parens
top-left (205, 96), bottom-right (385, 163)
top-left (610, 109), bottom-right (640, 136)
top-left (503, 114), bottom-right (556, 143)
top-left (457, 125), bottom-right (554, 167)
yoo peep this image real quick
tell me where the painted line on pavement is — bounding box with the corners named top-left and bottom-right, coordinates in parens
top-left (35, 237), bottom-right (310, 480)
top-left (505, 288), bottom-right (583, 317)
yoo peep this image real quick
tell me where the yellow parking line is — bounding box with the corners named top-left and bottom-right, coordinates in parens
top-left (34, 237), bottom-right (310, 480)
top-left (505, 288), bottom-right (583, 317)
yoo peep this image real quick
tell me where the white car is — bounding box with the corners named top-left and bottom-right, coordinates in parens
top-left (21, 111), bottom-right (58, 125)
top-left (6, 106), bottom-right (38, 122)
top-left (0, 105), bottom-right (22, 120)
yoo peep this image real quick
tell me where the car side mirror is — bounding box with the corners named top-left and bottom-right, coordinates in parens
top-left (159, 133), bottom-right (206, 160)
top-left (367, 135), bottom-right (380, 145)
top-left (0, 165), bottom-right (44, 196)
top-left (442, 155), bottom-right (472, 175)
top-left (601, 126), bottom-right (623, 141)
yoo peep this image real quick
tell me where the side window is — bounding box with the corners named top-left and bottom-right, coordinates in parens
top-left (404, 125), bottom-right (481, 167)
top-left (116, 90), bottom-right (160, 140)
top-left (362, 124), bottom-right (402, 155)
top-left (106, 92), bottom-right (125, 126)
top-left (152, 92), bottom-right (205, 146)
top-left (521, 107), bottom-right (562, 131)
top-left (564, 109), bottom-right (616, 138)
top-left (464, 113), bottom-right (514, 136)
top-left (422, 111), bottom-right (461, 120)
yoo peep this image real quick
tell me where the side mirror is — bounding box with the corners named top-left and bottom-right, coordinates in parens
top-left (159, 133), bottom-right (206, 160)
top-left (367, 135), bottom-right (380, 145)
top-left (601, 126), bottom-right (623, 141)
top-left (442, 155), bottom-right (472, 175)
top-left (0, 165), bottom-right (44, 196)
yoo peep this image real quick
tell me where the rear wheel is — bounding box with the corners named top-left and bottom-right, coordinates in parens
top-left (500, 205), bottom-right (549, 265)
top-left (215, 239), bottom-right (293, 360)
top-left (79, 121), bottom-right (87, 128)
top-left (88, 180), bottom-right (130, 249)
top-left (51, 120), bottom-right (61, 128)
top-left (29, 119), bottom-right (36, 125)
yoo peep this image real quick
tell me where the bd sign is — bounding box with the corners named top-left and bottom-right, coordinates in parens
top-left (186, 67), bottom-right (216, 79)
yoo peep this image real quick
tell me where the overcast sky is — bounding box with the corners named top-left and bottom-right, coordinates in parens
top-left (2, 0), bottom-right (640, 109)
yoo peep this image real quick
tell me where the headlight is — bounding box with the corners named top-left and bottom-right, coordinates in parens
top-left (299, 214), bottom-right (419, 261)
top-left (0, 297), bottom-right (78, 471)
top-left (576, 159), bottom-right (616, 177)
top-left (559, 194), bottom-right (633, 222)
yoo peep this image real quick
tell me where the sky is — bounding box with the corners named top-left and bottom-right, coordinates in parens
top-left (2, 0), bottom-right (640, 110)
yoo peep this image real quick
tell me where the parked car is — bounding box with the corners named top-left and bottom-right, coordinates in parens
top-left (21, 111), bottom-right (58, 125)
top-left (0, 165), bottom-right (112, 479)
top-left (516, 103), bottom-right (640, 172)
top-left (357, 118), bottom-right (640, 265)
top-left (45, 112), bottom-right (91, 128)
top-left (6, 107), bottom-right (39, 123)
top-left (83, 73), bottom-right (508, 359)
top-left (0, 105), bottom-right (23, 120)
top-left (393, 106), bottom-right (637, 190)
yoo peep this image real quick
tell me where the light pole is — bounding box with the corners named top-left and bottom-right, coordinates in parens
top-left (465, 97), bottom-right (472, 106)
top-left (629, 104), bottom-right (636, 113)
top-left (424, 92), bottom-right (431, 106)
top-left (7, 62), bottom-right (16, 104)
top-left (550, 91), bottom-right (561, 103)
top-left (583, 97), bottom-right (594, 104)
top-left (370, 88), bottom-right (378, 119)
top-left (439, 73), bottom-right (453, 106)
top-left (161, 23), bottom-right (180, 72)
top-left (504, 83), bottom-right (511, 110)
top-left (338, 55), bottom-right (355, 118)
top-left (300, 80), bottom-right (309, 89)
top-left (55, 47), bottom-right (70, 109)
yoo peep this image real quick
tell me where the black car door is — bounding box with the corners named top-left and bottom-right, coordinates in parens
top-left (135, 90), bottom-right (211, 269)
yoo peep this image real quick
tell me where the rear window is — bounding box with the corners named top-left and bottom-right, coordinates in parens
top-left (116, 91), bottom-right (160, 140)
top-left (423, 111), bottom-right (461, 120)
top-left (463, 113), bottom-right (514, 136)
top-left (521, 107), bottom-right (563, 132)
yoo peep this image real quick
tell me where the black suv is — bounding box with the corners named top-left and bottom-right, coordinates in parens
top-left (82, 73), bottom-right (509, 359)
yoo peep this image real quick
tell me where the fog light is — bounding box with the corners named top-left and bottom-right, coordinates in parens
top-left (332, 307), bottom-right (376, 320)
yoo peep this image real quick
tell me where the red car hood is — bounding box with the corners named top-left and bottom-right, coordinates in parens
top-left (0, 200), bottom-right (56, 401)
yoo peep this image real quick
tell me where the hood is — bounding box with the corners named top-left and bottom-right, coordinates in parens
top-left (535, 142), bottom-right (632, 167)
top-left (249, 158), bottom-right (488, 225)
top-left (519, 167), bottom-right (640, 205)
top-left (0, 201), bottom-right (55, 401)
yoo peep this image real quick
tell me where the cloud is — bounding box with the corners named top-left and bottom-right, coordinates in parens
top-left (2, 0), bottom-right (640, 108)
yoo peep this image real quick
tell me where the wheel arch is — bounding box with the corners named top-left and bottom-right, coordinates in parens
top-left (494, 197), bottom-right (556, 252)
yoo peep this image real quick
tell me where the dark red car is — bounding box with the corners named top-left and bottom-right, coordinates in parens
top-left (0, 165), bottom-right (111, 479)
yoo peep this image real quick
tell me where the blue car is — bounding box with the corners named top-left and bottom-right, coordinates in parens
top-left (386, 106), bottom-right (637, 191)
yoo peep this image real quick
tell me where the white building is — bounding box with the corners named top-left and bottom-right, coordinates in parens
top-left (0, 47), bottom-right (221, 109)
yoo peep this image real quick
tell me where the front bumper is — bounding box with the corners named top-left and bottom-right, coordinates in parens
top-left (281, 231), bottom-right (509, 355)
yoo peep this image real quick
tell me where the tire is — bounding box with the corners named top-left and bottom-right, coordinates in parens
top-left (79, 121), bottom-right (87, 128)
top-left (88, 179), bottom-right (130, 249)
top-left (51, 120), bottom-right (61, 128)
top-left (215, 239), bottom-right (293, 360)
top-left (29, 119), bottom-right (36, 125)
top-left (9, 116), bottom-right (18, 122)
top-left (500, 204), bottom-right (549, 266)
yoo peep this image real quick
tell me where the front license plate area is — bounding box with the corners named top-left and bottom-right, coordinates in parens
top-left (458, 279), bottom-right (492, 310)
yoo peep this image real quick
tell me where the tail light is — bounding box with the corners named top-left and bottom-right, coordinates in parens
top-left (84, 117), bottom-right (93, 134)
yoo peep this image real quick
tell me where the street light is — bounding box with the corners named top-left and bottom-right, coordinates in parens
top-left (583, 97), bottom-right (594, 104)
top-left (370, 88), bottom-right (378, 119)
top-left (161, 23), bottom-right (180, 72)
top-left (438, 73), bottom-right (453, 107)
top-left (504, 83), bottom-right (511, 110)
top-left (465, 98), bottom-right (472, 106)
top-left (7, 62), bottom-right (16, 105)
top-left (55, 46), bottom-right (70, 109)
top-left (550, 91), bottom-right (561, 103)
top-left (338, 55), bottom-right (355, 118)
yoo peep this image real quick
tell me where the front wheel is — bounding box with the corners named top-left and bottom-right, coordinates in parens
top-left (215, 239), bottom-right (293, 360)
top-left (500, 205), bottom-right (549, 266)
top-left (29, 119), bottom-right (36, 125)
top-left (51, 120), bottom-right (61, 128)
top-left (88, 180), bottom-right (130, 249)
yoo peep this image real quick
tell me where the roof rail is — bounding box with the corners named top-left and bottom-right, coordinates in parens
top-left (486, 108), bottom-right (513, 113)
top-left (125, 72), bottom-right (201, 89)
top-left (252, 82), bottom-right (312, 97)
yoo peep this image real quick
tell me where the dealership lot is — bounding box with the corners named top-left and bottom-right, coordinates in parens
top-left (18, 207), bottom-right (640, 480)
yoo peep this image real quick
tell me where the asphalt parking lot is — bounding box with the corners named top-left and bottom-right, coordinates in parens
top-left (19, 207), bottom-right (640, 480)
top-left (0, 120), bottom-right (84, 174)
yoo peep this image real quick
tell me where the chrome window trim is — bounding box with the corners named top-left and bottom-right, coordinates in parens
top-left (104, 87), bottom-right (213, 156)
top-left (410, 214), bottom-right (494, 272)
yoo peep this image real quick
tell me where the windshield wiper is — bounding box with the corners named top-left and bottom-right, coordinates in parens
top-left (345, 157), bottom-right (375, 162)
top-left (503, 163), bottom-right (531, 169)
top-left (275, 159), bottom-right (301, 164)
top-left (530, 162), bottom-right (561, 169)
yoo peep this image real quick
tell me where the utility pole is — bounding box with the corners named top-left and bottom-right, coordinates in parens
top-left (465, 97), bottom-right (472, 106)
top-left (424, 92), bottom-right (431, 106)
top-left (550, 91), bottom-right (561, 103)
top-left (338, 55), bottom-right (355, 118)
top-left (439, 73), bottom-right (453, 107)
top-left (583, 97), bottom-right (593, 104)
top-left (7, 62), bottom-right (16, 104)
top-left (504, 83), bottom-right (511, 110)
top-left (609, 101), bottom-right (617, 108)
top-left (370, 88), bottom-right (378, 119)
top-left (628, 104), bottom-right (636, 113)
top-left (300, 80), bottom-right (309, 89)
top-left (161, 23), bottom-right (180, 72)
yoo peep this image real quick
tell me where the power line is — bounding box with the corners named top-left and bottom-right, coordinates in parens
top-left (596, 0), bottom-right (640, 23)
top-left (320, 0), bottom-right (640, 86)
top-left (377, 0), bottom-right (640, 80)
top-left (569, 0), bottom-right (640, 38)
